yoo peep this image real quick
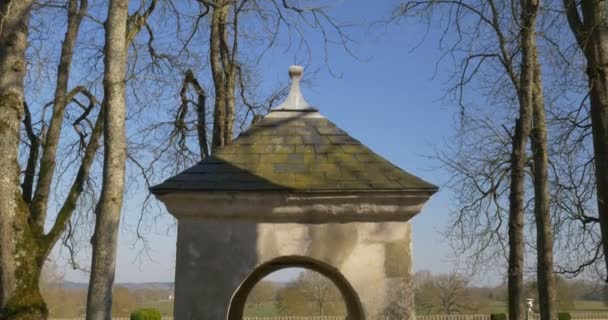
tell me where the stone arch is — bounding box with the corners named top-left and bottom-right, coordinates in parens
top-left (226, 255), bottom-right (365, 320)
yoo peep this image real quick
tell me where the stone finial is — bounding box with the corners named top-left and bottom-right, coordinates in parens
top-left (289, 65), bottom-right (304, 79)
top-left (274, 65), bottom-right (314, 111)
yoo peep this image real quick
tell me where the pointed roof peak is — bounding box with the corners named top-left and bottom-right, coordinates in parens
top-left (274, 65), bottom-right (316, 111)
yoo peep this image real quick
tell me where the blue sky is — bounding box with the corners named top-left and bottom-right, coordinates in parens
top-left (56, 0), bottom-right (490, 285)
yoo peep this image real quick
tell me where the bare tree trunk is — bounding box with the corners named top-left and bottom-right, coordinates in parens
top-left (587, 33), bottom-right (608, 284)
top-left (180, 70), bottom-right (208, 159)
top-left (508, 1), bottom-right (539, 319)
top-left (196, 91), bottom-right (209, 159)
top-left (508, 149), bottom-right (526, 318)
top-left (220, 2), bottom-right (236, 145)
top-left (0, 1), bottom-right (86, 318)
top-left (530, 44), bottom-right (557, 320)
top-left (210, 0), bottom-right (236, 151)
top-left (210, 1), bottom-right (228, 150)
top-left (564, 0), bottom-right (608, 281)
top-left (0, 1), bottom-right (40, 318)
top-left (86, 0), bottom-right (129, 319)
top-left (0, 0), bottom-right (32, 306)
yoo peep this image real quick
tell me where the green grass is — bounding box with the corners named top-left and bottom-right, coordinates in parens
top-left (243, 302), bottom-right (280, 317)
top-left (137, 299), bottom-right (281, 317)
top-left (488, 300), bottom-right (508, 314)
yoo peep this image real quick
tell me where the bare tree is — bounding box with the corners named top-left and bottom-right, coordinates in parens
top-left (408, 0), bottom-right (602, 284)
top-left (179, 69), bottom-right (209, 159)
top-left (86, 1), bottom-right (157, 319)
top-left (144, 0), bottom-right (354, 169)
top-left (280, 271), bottom-right (344, 316)
top-left (436, 274), bottom-right (471, 315)
top-left (530, 38), bottom-right (557, 320)
top-left (85, 0), bottom-right (129, 319)
top-left (207, 0), bottom-right (236, 150)
top-left (563, 0), bottom-right (608, 281)
top-left (298, 271), bottom-right (339, 316)
top-left (275, 271), bottom-right (345, 316)
top-left (394, 0), bottom-right (558, 318)
top-left (0, 0), bottom-right (35, 311)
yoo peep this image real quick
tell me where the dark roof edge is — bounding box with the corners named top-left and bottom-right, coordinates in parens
top-left (149, 186), bottom-right (438, 196)
top-left (270, 107), bottom-right (319, 112)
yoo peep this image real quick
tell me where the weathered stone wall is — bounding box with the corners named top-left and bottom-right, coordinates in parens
top-left (174, 218), bottom-right (413, 320)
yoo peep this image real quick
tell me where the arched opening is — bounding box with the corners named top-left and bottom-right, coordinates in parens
top-left (244, 268), bottom-right (346, 317)
top-left (227, 256), bottom-right (364, 320)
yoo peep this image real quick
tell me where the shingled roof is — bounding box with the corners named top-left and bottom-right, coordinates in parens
top-left (150, 66), bottom-right (437, 194)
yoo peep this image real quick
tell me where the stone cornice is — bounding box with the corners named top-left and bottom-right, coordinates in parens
top-left (156, 190), bottom-right (434, 222)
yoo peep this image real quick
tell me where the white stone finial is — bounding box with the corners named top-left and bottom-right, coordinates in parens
top-left (274, 65), bottom-right (314, 111)
top-left (289, 65), bottom-right (304, 79)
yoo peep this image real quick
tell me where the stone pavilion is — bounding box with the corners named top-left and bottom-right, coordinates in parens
top-left (150, 66), bottom-right (437, 320)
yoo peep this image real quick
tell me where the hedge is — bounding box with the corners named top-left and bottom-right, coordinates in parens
top-left (490, 313), bottom-right (507, 320)
top-left (130, 308), bottom-right (162, 320)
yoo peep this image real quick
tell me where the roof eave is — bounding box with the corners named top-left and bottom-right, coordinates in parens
top-left (152, 189), bottom-right (435, 223)
top-left (149, 186), bottom-right (438, 196)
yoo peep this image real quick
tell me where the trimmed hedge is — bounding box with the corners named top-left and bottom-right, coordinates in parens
top-left (130, 308), bottom-right (162, 320)
top-left (490, 313), bottom-right (507, 320)
top-left (558, 313), bottom-right (572, 320)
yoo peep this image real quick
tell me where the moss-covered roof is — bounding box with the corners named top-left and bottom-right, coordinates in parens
top-left (150, 110), bottom-right (437, 193)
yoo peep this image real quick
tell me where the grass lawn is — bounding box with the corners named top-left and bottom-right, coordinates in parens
top-left (136, 299), bottom-right (608, 316)
top-left (138, 300), bottom-right (282, 317)
top-left (139, 300), bottom-right (174, 316)
top-left (243, 302), bottom-right (280, 317)
top-left (486, 300), bottom-right (608, 314)
top-left (572, 300), bottom-right (608, 312)
top-left (488, 300), bottom-right (508, 314)
top-left (419, 300), bottom-right (608, 315)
